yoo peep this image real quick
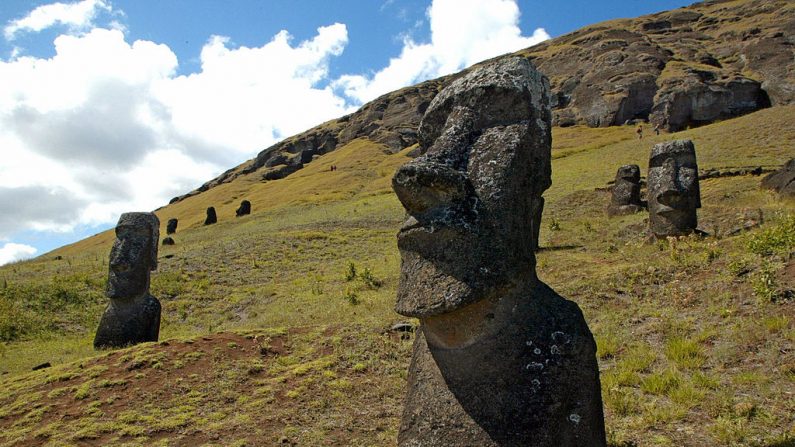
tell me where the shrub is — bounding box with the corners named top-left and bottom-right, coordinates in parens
top-left (747, 214), bottom-right (795, 256)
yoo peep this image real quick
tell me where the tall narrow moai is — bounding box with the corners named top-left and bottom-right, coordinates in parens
top-left (166, 218), bottom-right (178, 234)
top-left (204, 207), bottom-right (217, 225)
top-left (607, 164), bottom-right (643, 216)
top-left (94, 212), bottom-right (161, 349)
top-left (236, 200), bottom-right (251, 217)
top-left (648, 140), bottom-right (701, 237)
top-left (392, 57), bottom-right (605, 446)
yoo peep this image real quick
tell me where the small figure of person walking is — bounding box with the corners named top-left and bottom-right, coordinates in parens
top-left (653, 123), bottom-right (660, 135)
top-left (636, 124), bottom-right (643, 140)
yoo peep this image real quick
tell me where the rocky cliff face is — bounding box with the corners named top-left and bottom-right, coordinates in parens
top-left (171, 0), bottom-right (793, 204)
top-left (521, 0), bottom-right (793, 131)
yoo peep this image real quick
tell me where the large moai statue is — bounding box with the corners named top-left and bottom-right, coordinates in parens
top-left (204, 206), bottom-right (217, 225)
top-left (648, 140), bottom-right (701, 237)
top-left (94, 212), bottom-right (162, 349)
top-left (607, 164), bottom-right (643, 216)
top-left (236, 200), bottom-right (251, 217)
top-left (166, 218), bottom-right (178, 234)
top-left (391, 57), bottom-right (605, 446)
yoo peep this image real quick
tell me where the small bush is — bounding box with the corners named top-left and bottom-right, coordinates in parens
top-left (344, 262), bottom-right (357, 281)
top-left (747, 214), bottom-right (795, 256)
top-left (359, 268), bottom-right (382, 289)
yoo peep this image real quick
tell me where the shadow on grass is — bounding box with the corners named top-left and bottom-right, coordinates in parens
top-left (766, 440), bottom-right (795, 447)
top-left (538, 245), bottom-right (583, 252)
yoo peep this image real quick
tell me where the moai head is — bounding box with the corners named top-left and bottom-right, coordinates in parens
top-left (236, 200), bottom-right (251, 217)
top-left (166, 218), bottom-right (178, 235)
top-left (392, 57), bottom-right (551, 317)
top-left (205, 207), bottom-right (217, 225)
top-left (648, 140), bottom-right (700, 236)
top-left (608, 164), bottom-right (642, 216)
top-left (106, 212), bottom-right (159, 299)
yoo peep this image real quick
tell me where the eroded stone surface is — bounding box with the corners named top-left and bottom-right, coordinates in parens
top-left (648, 140), bottom-right (701, 237)
top-left (392, 57), bottom-right (605, 446)
top-left (607, 164), bottom-right (643, 216)
top-left (94, 212), bottom-right (161, 349)
top-left (761, 158), bottom-right (795, 198)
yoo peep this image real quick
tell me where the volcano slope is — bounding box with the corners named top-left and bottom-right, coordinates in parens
top-left (1, 105), bottom-right (794, 446)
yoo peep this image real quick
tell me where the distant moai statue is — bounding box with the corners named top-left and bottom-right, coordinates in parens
top-left (161, 236), bottom-right (175, 246)
top-left (236, 200), bottom-right (251, 217)
top-left (648, 140), bottom-right (701, 237)
top-left (94, 212), bottom-right (161, 349)
top-left (392, 57), bottom-right (605, 446)
top-left (204, 207), bottom-right (217, 225)
top-left (607, 164), bottom-right (643, 216)
top-left (166, 218), bottom-right (178, 234)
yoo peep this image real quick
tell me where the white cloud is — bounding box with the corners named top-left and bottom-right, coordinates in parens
top-left (0, 23), bottom-right (352, 240)
top-left (0, 0), bottom-right (549, 251)
top-left (0, 242), bottom-right (37, 265)
top-left (334, 0), bottom-right (550, 103)
top-left (4, 0), bottom-right (111, 40)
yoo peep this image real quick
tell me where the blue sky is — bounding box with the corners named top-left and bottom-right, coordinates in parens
top-left (0, 0), bottom-right (688, 264)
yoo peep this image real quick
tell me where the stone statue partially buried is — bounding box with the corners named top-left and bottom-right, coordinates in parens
top-left (607, 164), bottom-right (643, 217)
top-left (94, 212), bottom-right (162, 349)
top-left (648, 140), bottom-right (701, 237)
top-left (392, 57), bottom-right (605, 446)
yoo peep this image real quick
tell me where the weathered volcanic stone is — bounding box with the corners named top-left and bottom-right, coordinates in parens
top-left (607, 164), bottom-right (643, 216)
top-left (161, 236), bottom-right (175, 246)
top-left (236, 200), bottom-right (251, 217)
top-left (392, 57), bottom-right (605, 446)
top-left (166, 218), bottom-right (178, 235)
top-left (204, 207), bottom-right (217, 225)
top-left (761, 158), bottom-right (795, 198)
top-left (94, 212), bottom-right (161, 349)
top-left (648, 140), bottom-right (701, 237)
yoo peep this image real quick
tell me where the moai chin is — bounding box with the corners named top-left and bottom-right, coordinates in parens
top-left (94, 212), bottom-right (161, 349)
top-left (648, 140), bottom-right (701, 237)
top-left (392, 57), bottom-right (606, 446)
top-left (607, 164), bottom-right (643, 216)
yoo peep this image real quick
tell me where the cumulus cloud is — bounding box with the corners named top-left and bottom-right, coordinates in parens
top-left (334, 0), bottom-right (550, 103)
top-left (0, 18), bottom-right (352, 241)
top-left (4, 0), bottom-right (111, 40)
top-left (0, 0), bottom-right (548, 253)
top-left (0, 242), bottom-right (37, 265)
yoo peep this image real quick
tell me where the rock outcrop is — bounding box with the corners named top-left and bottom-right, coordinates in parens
top-left (761, 158), bottom-right (795, 198)
top-left (648, 140), bottom-right (701, 237)
top-left (94, 212), bottom-right (161, 349)
top-left (521, 0), bottom-right (791, 131)
top-left (392, 57), bottom-right (604, 446)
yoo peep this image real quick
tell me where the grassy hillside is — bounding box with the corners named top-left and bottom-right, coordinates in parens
top-left (1, 106), bottom-right (794, 446)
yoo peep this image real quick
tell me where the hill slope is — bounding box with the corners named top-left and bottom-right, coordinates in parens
top-left (1, 106), bottom-right (794, 446)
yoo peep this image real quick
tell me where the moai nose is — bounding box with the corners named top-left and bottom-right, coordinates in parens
top-left (392, 162), bottom-right (470, 216)
top-left (656, 157), bottom-right (682, 207)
